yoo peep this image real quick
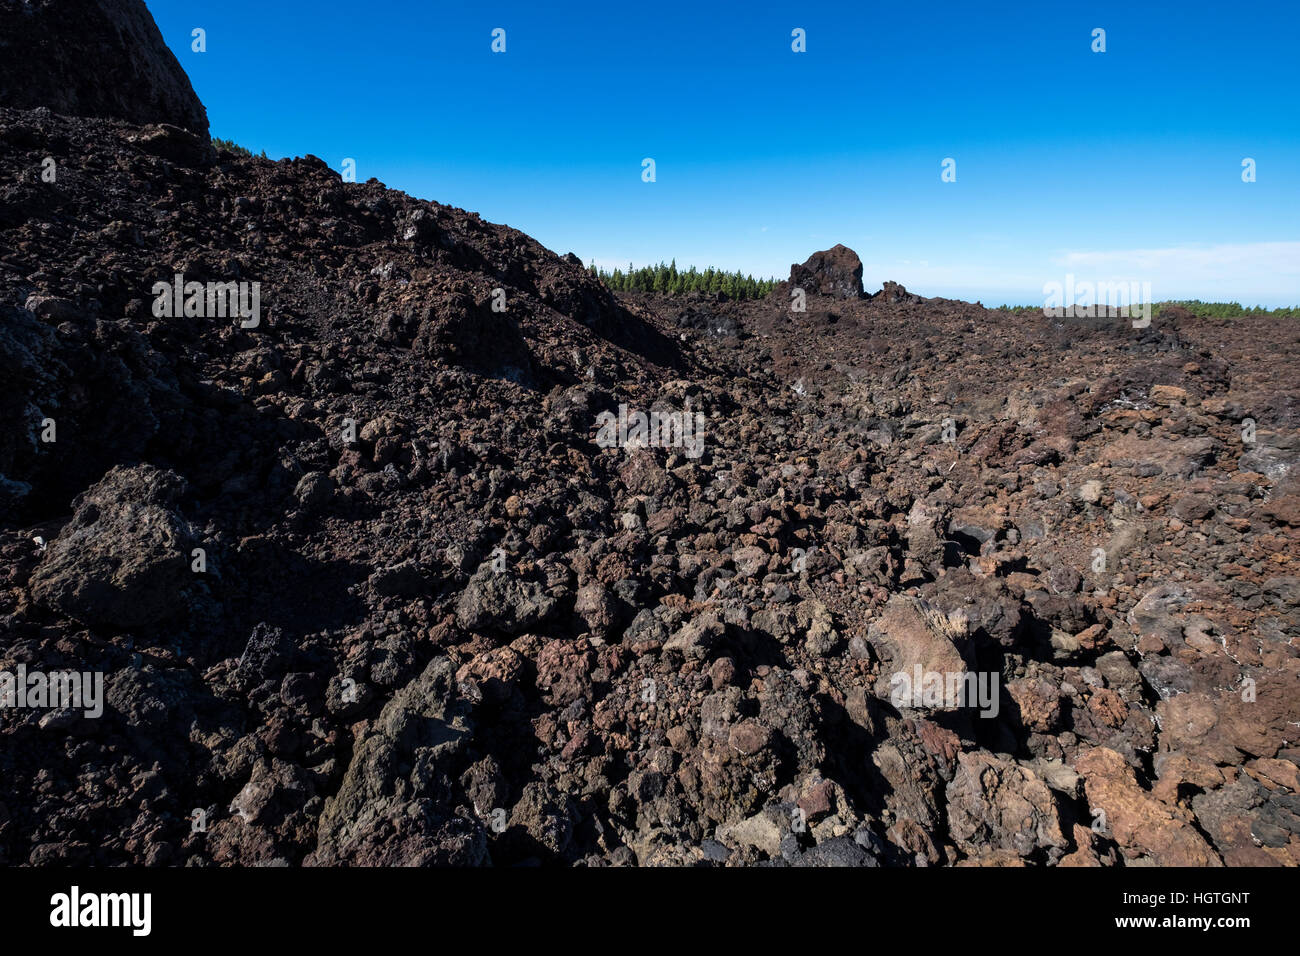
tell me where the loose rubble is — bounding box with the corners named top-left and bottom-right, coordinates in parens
top-left (1, 2), bottom-right (1297, 868)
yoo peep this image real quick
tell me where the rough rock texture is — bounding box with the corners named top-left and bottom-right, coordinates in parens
top-left (1, 19), bottom-right (1298, 867)
top-left (29, 463), bottom-right (206, 630)
top-left (306, 658), bottom-right (483, 866)
top-left (0, 0), bottom-right (209, 137)
top-left (1075, 747), bottom-right (1223, 866)
top-left (946, 751), bottom-right (1067, 860)
top-left (866, 594), bottom-right (972, 704)
top-left (787, 244), bottom-right (865, 299)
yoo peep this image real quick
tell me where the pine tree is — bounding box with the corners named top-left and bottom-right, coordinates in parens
top-left (592, 260), bottom-right (777, 300)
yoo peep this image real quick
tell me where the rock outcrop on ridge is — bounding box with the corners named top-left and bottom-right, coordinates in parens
top-left (0, 0), bottom-right (209, 136)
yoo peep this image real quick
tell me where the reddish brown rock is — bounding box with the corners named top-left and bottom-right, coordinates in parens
top-left (1075, 747), bottom-right (1222, 866)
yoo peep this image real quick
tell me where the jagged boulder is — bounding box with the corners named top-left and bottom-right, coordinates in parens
top-left (308, 657), bottom-right (485, 866)
top-left (29, 463), bottom-right (207, 631)
top-left (788, 244), bottom-right (865, 299)
top-left (946, 752), bottom-right (1067, 859)
top-left (866, 594), bottom-right (974, 706)
top-left (873, 280), bottom-right (918, 304)
top-left (0, 0), bottom-right (209, 137)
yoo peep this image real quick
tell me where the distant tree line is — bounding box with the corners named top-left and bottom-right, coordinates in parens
top-left (995, 299), bottom-right (1299, 318)
top-left (1157, 299), bottom-right (1300, 318)
top-left (592, 260), bottom-right (777, 300)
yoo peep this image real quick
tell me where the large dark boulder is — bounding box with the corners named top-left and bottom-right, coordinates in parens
top-left (788, 244), bottom-right (865, 299)
top-left (29, 464), bottom-right (206, 631)
top-left (0, 0), bottom-right (209, 137)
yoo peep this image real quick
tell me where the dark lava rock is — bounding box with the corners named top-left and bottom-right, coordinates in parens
top-left (29, 464), bottom-right (205, 630)
top-left (787, 244), bottom-right (865, 299)
top-left (0, 0), bottom-right (210, 137)
top-left (456, 565), bottom-right (558, 634)
top-left (873, 280), bottom-right (918, 304)
top-left (1, 10), bottom-right (1297, 870)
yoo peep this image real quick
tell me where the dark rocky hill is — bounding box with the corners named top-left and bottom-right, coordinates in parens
top-left (0, 0), bottom-right (209, 136)
top-left (1, 0), bottom-right (1297, 867)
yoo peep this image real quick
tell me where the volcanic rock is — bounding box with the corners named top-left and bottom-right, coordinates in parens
top-left (29, 463), bottom-right (204, 630)
top-left (787, 244), bottom-right (864, 299)
top-left (0, 0), bottom-right (210, 137)
top-left (1, 4), bottom-right (1297, 870)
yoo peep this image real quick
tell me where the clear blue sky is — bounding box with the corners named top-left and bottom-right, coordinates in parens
top-left (150, 0), bottom-right (1299, 306)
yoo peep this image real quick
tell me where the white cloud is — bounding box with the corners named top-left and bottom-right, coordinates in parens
top-left (1055, 242), bottom-right (1300, 301)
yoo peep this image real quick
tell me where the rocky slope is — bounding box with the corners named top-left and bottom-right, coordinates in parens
top-left (1, 2), bottom-right (1297, 868)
